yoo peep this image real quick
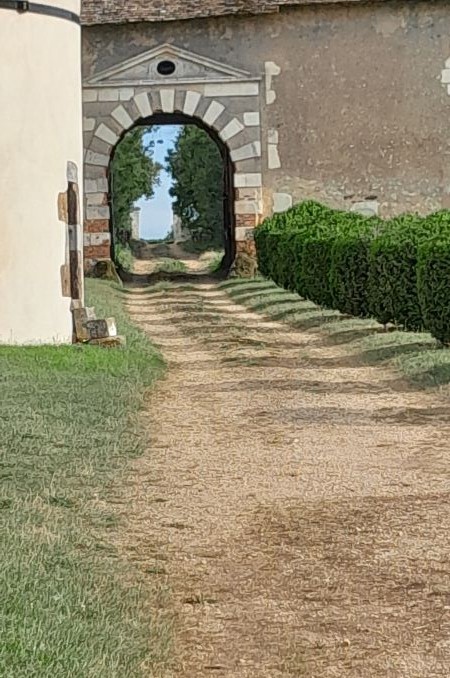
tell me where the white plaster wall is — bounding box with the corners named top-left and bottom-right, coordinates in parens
top-left (0, 1), bottom-right (83, 344)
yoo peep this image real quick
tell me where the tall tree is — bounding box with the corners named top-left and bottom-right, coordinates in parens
top-left (166, 126), bottom-right (224, 248)
top-left (110, 127), bottom-right (161, 247)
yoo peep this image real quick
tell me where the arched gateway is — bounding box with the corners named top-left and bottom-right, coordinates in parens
top-left (82, 44), bottom-right (264, 272)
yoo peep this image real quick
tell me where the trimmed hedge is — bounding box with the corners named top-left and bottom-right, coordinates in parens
top-left (330, 222), bottom-right (379, 318)
top-left (368, 215), bottom-right (429, 330)
top-left (255, 201), bottom-right (450, 345)
top-left (418, 237), bottom-right (450, 345)
top-left (256, 201), bottom-right (379, 317)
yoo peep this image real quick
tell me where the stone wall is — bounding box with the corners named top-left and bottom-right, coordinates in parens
top-left (82, 0), bottom-right (450, 268)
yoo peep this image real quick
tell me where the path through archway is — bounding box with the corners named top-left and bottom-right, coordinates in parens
top-left (108, 113), bottom-right (236, 279)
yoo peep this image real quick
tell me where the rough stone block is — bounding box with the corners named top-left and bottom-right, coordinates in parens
top-left (160, 89), bottom-right (175, 113)
top-left (83, 117), bottom-right (96, 132)
top-left (235, 199), bottom-right (262, 215)
top-left (268, 144), bottom-right (281, 169)
top-left (219, 118), bottom-right (245, 142)
top-left (58, 192), bottom-right (68, 223)
top-left (85, 150), bottom-right (109, 168)
top-left (273, 192), bottom-right (293, 213)
top-left (134, 92), bottom-right (152, 118)
top-left (86, 206), bottom-right (110, 220)
top-left (60, 264), bottom-right (71, 298)
top-left (95, 123), bottom-right (119, 145)
top-left (91, 259), bottom-right (121, 283)
top-left (99, 88), bottom-right (120, 102)
top-left (184, 90), bottom-right (202, 116)
top-left (230, 251), bottom-right (258, 278)
top-left (235, 226), bottom-right (256, 241)
top-left (265, 61), bottom-right (281, 105)
top-left (67, 161), bottom-right (78, 184)
top-left (90, 232), bottom-right (111, 246)
top-left (119, 88), bottom-right (135, 101)
top-left (82, 89), bottom-right (98, 103)
top-left (203, 100), bottom-right (225, 126)
top-left (236, 187), bottom-right (261, 201)
top-left (268, 129), bottom-right (279, 144)
top-left (73, 306), bottom-right (97, 341)
top-left (230, 141), bottom-right (261, 162)
top-left (236, 240), bottom-right (257, 256)
top-left (89, 136), bottom-right (112, 155)
top-left (85, 177), bottom-right (108, 194)
top-left (442, 69), bottom-right (450, 84)
top-left (85, 317), bottom-right (117, 340)
top-left (234, 173), bottom-right (262, 188)
top-left (350, 200), bottom-right (379, 217)
top-left (84, 164), bottom-right (108, 180)
top-left (86, 192), bottom-right (107, 206)
top-left (111, 105), bottom-right (133, 130)
top-left (204, 82), bottom-right (259, 97)
top-left (243, 112), bottom-right (260, 127)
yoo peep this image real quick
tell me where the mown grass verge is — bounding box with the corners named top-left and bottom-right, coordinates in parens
top-left (0, 280), bottom-right (171, 678)
top-left (220, 277), bottom-right (450, 390)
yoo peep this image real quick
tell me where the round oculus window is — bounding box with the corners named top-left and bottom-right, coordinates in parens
top-left (157, 60), bottom-right (176, 76)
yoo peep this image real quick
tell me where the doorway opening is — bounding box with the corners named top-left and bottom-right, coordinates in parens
top-left (109, 113), bottom-right (235, 281)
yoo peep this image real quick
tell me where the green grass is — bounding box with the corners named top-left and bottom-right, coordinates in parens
top-left (114, 243), bottom-right (134, 272)
top-left (153, 258), bottom-right (188, 273)
top-left (220, 277), bottom-right (450, 390)
top-left (0, 280), bottom-right (171, 678)
top-left (207, 251), bottom-right (225, 273)
top-left (179, 239), bottom-right (223, 254)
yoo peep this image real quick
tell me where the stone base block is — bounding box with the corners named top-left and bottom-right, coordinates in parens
top-left (230, 251), bottom-right (258, 278)
top-left (236, 240), bottom-right (257, 257)
top-left (91, 259), bottom-right (122, 283)
top-left (85, 317), bottom-right (117, 340)
top-left (73, 306), bottom-right (97, 341)
top-left (88, 336), bottom-right (126, 348)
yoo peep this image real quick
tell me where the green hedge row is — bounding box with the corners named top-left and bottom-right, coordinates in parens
top-left (255, 201), bottom-right (450, 345)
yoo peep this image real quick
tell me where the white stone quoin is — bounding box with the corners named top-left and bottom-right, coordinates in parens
top-left (0, 0), bottom-right (83, 344)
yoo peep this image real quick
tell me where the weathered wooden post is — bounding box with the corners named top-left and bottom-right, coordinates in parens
top-left (0, 0), bottom-right (83, 344)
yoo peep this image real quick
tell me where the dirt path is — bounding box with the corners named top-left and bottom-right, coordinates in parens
top-left (131, 241), bottom-right (220, 276)
top-left (122, 282), bottom-right (450, 677)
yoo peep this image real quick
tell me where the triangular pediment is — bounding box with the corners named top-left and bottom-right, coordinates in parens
top-left (86, 43), bottom-right (254, 86)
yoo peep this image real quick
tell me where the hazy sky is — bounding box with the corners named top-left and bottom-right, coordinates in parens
top-left (136, 125), bottom-right (182, 240)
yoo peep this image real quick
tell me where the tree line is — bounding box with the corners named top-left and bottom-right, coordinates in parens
top-left (110, 124), bottom-right (224, 266)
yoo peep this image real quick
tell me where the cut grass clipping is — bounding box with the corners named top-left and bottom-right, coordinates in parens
top-left (0, 280), bottom-right (171, 678)
top-left (220, 277), bottom-right (450, 390)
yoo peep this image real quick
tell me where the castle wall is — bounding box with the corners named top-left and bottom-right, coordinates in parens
top-left (82, 0), bottom-right (450, 243)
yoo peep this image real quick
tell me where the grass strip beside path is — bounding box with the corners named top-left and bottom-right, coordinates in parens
top-left (220, 277), bottom-right (450, 391)
top-left (0, 281), bottom-right (170, 678)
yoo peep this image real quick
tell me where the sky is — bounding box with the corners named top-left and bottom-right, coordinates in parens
top-left (136, 125), bottom-right (182, 240)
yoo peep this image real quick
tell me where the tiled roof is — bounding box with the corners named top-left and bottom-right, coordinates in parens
top-left (81, 0), bottom-right (375, 26)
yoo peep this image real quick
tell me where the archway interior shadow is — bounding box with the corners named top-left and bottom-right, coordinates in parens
top-left (108, 112), bottom-right (236, 285)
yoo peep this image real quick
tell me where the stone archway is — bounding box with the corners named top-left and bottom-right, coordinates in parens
top-left (82, 43), bottom-right (264, 272)
top-left (109, 112), bottom-right (237, 268)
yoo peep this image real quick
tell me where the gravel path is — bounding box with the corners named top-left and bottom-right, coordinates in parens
top-left (122, 282), bottom-right (450, 677)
